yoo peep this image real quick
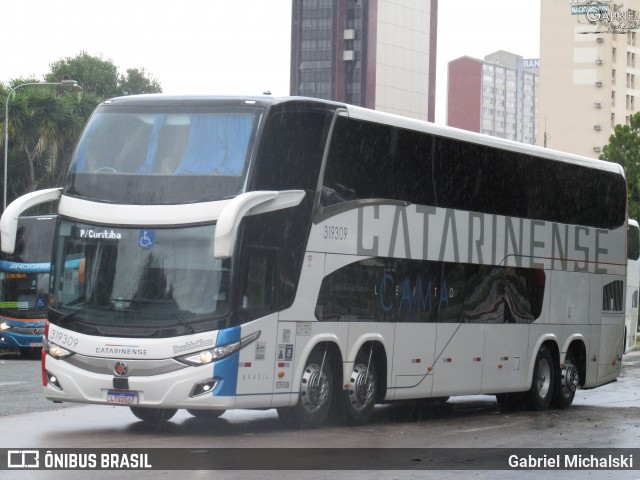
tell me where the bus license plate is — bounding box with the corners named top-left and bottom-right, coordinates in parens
top-left (107, 390), bottom-right (139, 405)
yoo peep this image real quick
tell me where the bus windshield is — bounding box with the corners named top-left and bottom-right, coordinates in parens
top-left (65, 104), bottom-right (262, 204)
top-left (0, 216), bottom-right (54, 319)
top-left (50, 220), bottom-right (231, 338)
top-left (0, 269), bottom-right (50, 318)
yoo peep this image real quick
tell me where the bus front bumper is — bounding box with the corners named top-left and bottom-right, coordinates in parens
top-left (42, 353), bottom-right (241, 411)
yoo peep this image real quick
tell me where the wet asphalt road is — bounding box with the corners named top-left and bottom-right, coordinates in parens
top-left (1, 347), bottom-right (639, 479)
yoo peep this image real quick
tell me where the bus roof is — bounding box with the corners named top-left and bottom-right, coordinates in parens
top-left (99, 94), bottom-right (625, 179)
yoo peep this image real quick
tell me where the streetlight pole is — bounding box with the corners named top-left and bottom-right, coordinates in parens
top-left (3, 79), bottom-right (78, 211)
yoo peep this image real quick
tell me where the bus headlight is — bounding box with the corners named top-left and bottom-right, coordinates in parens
top-left (0, 321), bottom-right (12, 330)
top-left (177, 330), bottom-right (261, 366)
top-left (44, 339), bottom-right (75, 359)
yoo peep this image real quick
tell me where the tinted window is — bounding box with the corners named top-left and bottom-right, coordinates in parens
top-left (234, 198), bottom-right (315, 325)
top-left (321, 117), bottom-right (626, 229)
top-left (316, 258), bottom-right (545, 324)
top-left (252, 106), bottom-right (333, 191)
top-left (321, 118), bottom-right (434, 206)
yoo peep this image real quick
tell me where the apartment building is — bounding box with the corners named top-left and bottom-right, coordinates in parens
top-left (538, 0), bottom-right (640, 157)
top-left (447, 51), bottom-right (539, 144)
top-left (290, 0), bottom-right (438, 121)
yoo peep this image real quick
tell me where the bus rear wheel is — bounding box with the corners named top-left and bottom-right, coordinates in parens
top-left (552, 351), bottom-right (579, 409)
top-left (130, 407), bottom-right (177, 424)
top-left (526, 345), bottom-right (555, 411)
top-left (277, 348), bottom-right (335, 429)
top-left (343, 350), bottom-right (378, 426)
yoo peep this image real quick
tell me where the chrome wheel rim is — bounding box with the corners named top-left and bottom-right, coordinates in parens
top-left (536, 358), bottom-right (551, 398)
top-left (561, 360), bottom-right (579, 397)
top-left (348, 363), bottom-right (376, 411)
top-left (300, 363), bottom-right (329, 413)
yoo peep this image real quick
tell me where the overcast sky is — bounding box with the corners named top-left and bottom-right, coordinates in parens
top-left (1, 0), bottom-right (540, 124)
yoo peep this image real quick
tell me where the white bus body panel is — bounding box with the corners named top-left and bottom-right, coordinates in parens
top-left (625, 219), bottom-right (639, 352)
top-left (390, 323), bottom-right (436, 400)
top-left (481, 324), bottom-right (530, 394)
top-left (431, 324), bottom-right (485, 396)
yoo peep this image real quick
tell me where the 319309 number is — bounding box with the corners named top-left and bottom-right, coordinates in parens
top-left (323, 225), bottom-right (348, 240)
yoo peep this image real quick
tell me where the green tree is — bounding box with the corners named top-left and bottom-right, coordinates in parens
top-left (600, 111), bottom-right (640, 220)
top-left (45, 51), bottom-right (162, 98)
top-left (2, 53), bottom-right (162, 207)
top-left (1, 82), bottom-right (83, 202)
top-left (119, 68), bottom-right (162, 96)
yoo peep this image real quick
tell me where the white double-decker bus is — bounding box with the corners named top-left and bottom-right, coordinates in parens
top-left (625, 219), bottom-right (639, 352)
top-left (0, 96), bottom-right (627, 427)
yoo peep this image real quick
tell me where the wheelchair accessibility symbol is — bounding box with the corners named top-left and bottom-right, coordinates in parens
top-left (139, 230), bottom-right (155, 249)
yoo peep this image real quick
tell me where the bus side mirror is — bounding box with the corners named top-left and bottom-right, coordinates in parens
top-left (214, 190), bottom-right (306, 259)
top-left (0, 188), bottom-right (62, 254)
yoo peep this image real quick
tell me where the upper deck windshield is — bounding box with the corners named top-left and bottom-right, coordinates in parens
top-left (49, 219), bottom-right (231, 338)
top-left (65, 103), bottom-right (262, 204)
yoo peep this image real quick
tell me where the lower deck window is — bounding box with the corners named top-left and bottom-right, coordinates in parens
top-left (315, 258), bottom-right (545, 324)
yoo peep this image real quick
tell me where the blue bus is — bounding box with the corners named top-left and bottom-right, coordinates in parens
top-left (0, 215), bottom-right (55, 358)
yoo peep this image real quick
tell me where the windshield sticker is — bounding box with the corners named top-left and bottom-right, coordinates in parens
top-left (77, 228), bottom-right (122, 240)
top-left (138, 230), bottom-right (155, 249)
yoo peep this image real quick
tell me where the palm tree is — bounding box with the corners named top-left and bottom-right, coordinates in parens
top-left (1, 84), bottom-right (95, 204)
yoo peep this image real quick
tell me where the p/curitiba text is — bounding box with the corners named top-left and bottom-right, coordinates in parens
top-left (509, 453), bottom-right (634, 469)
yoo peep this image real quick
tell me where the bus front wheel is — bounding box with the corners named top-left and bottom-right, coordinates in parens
top-left (277, 348), bottom-right (335, 429)
top-left (130, 406), bottom-right (177, 424)
top-left (526, 345), bottom-right (555, 411)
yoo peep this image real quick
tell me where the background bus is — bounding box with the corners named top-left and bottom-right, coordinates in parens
top-left (626, 219), bottom-right (639, 352)
top-left (0, 96), bottom-right (628, 427)
top-left (0, 215), bottom-right (55, 358)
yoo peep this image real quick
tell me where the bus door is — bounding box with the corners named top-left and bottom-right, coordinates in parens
top-left (589, 275), bottom-right (625, 386)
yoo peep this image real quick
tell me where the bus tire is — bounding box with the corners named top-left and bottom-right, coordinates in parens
top-left (187, 409), bottom-right (225, 419)
top-left (526, 345), bottom-right (555, 411)
top-left (277, 348), bottom-right (335, 429)
top-left (130, 407), bottom-right (177, 424)
top-left (343, 350), bottom-right (378, 426)
top-left (552, 351), bottom-right (579, 409)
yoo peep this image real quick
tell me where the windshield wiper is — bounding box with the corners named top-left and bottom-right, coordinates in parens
top-left (111, 297), bottom-right (195, 334)
top-left (49, 304), bottom-right (89, 327)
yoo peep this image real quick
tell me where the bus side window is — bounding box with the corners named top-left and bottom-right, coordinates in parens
top-left (242, 249), bottom-right (276, 310)
top-left (253, 109), bottom-right (332, 191)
